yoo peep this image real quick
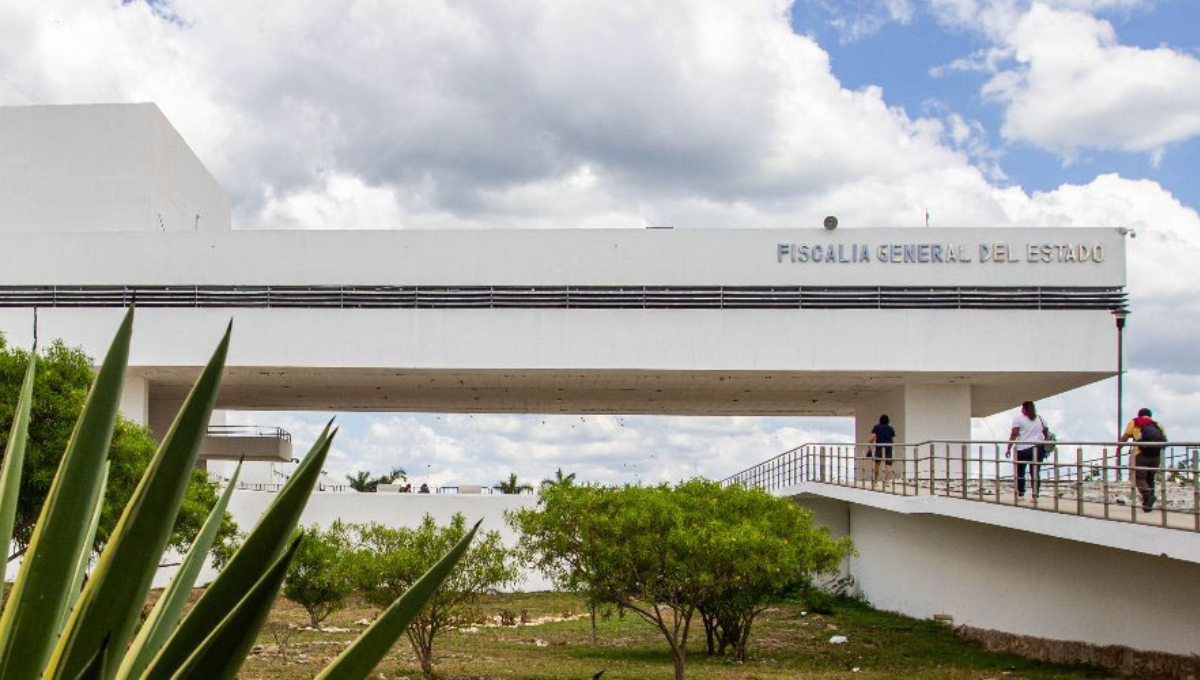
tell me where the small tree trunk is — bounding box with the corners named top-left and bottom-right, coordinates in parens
top-left (733, 614), bottom-right (756, 663)
top-left (701, 610), bottom-right (715, 655)
top-left (672, 649), bottom-right (686, 680)
top-left (590, 603), bottom-right (598, 646)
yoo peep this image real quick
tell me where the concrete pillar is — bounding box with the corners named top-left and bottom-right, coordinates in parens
top-left (903, 384), bottom-right (971, 480)
top-left (855, 384), bottom-right (971, 481)
top-left (147, 393), bottom-right (183, 443)
top-left (118, 373), bottom-right (149, 425)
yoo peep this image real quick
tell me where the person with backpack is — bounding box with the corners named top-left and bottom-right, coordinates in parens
top-left (869, 414), bottom-right (897, 484)
top-left (1119, 407), bottom-right (1167, 512)
top-left (1005, 400), bottom-right (1049, 498)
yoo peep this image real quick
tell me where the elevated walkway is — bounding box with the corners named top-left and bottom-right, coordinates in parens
top-left (726, 441), bottom-right (1200, 657)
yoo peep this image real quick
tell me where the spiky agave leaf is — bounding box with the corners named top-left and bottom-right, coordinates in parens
top-left (316, 520), bottom-right (481, 678)
top-left (46, 322), bottom-right (230, 679)
top-left (0, 354), bottom-right (35, 606)
top-left (0, 309), bottom-right (133, 678)
top-left (117, 461), bottom-right (243, 680)
top-left (59, 462), bottom-right (109, 636)
top-left (169, 537), bottom-right (303, 680)
top-left (142, 421), bottom-right (336, 678)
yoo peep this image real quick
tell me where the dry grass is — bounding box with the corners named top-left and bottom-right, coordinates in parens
top-left (230, 591), bottom-right (1109, 679)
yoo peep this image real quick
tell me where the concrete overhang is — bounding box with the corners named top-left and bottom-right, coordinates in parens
top-left (786, 482), bottom-right (1200, 564)
top-left (143, 366), bottom-right (1108, 417)
top-left (201, 426), bottom-right (293, 462)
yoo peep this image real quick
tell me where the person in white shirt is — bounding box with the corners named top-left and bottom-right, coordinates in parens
top-left (1004, 400), bottom-right (1046, 498)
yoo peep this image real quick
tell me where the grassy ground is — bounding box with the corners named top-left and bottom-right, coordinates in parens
top-left (236, 591), bottom-right (1109, 679)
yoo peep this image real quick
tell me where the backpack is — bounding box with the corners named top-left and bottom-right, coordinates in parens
top-left (1138, 420), bottom-right (1166, 444)
top-left (1037, 417), bottom-right (1056, 460)
top-left (1137, 420), bottom-right (1167, 460)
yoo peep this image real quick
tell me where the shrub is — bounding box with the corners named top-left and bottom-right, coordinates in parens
top-left (511, 479), bottom-right (853, 679)
top-left (354, 513), bottom-right (517, 676)
top-left (0, 310), bottom-right (477, 678)
top-left (284, 521), bottom-right (357, 629)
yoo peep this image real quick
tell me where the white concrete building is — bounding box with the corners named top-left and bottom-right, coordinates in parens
top-left (3, 103), bottom-right (1193, 663)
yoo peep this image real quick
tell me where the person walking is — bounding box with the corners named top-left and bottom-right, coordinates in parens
top-left (869, 414), bottom-right (896, 483)
top-left (1119, 407), bottom-right (1167, 512)
top-left (1005, 401), bottom-right (1047, 498)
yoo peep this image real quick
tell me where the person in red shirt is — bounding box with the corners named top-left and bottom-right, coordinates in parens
top-left (1119, 407), bottom-right (1166, 512)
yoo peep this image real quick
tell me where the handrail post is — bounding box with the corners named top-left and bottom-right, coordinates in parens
top-left (1102, 446), bottom-right (1110, 520)
top-left (961, 444), bottom-right (968, 499)
top-left (931, 443), bottom-right (940, 496)
top-left (1160, 449), bottom-right (1168, 527)
top-left (1051, 449), bottom-right (1059, 513)
top-left (1192, 449), bottom-right (1198, 532)
top-left (1080, 446), bottom-right (1089, 515)
top-left (819, 446), bottom-right (826, 483)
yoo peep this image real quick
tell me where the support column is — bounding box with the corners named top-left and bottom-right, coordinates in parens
top-left (147, 394), bottom-right (183, 444)
top-left (903, 384), bottom-right (971, 481)
top-left (118, 373), bottom-right (149, 426)
top-left (855, 384), bottom-right (971, 482)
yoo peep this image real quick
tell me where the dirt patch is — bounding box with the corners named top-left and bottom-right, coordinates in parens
top-left (957, 625), bottom-right (1200, 679)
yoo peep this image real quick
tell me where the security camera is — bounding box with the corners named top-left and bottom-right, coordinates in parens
top-left (1119, 227), bottom-right (1137, 239)
top-left (823, 216), bottom-right (838, 230)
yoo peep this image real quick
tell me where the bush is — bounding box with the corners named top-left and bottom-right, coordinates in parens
top-left (285, 521), bottom-right (357, 628)
top-left (511, 480), bottom-right (854, 678)
top-left (0, 310), bottom-right (478, 678)
top-left (354, 514), bottom-right (517, 676)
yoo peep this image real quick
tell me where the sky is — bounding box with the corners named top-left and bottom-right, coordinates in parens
top-left (2, 0), bottom-right (1199, 489)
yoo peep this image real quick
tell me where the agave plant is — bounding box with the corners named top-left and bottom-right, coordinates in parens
top-left (0, 309), bottom-right (477, 679)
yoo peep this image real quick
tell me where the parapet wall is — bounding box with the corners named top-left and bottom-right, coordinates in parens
top-left (796, 488), bottom-right (1200, 657)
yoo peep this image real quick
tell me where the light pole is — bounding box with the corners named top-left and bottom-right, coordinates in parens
top-left (1114, 309), bottom-right (1129, 480)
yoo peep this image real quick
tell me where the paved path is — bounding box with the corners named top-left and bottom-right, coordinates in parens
top-left (847, 478), bottom-right (1199, 532)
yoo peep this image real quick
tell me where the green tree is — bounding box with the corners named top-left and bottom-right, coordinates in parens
top-left (284, 522), bottom-right (357, 629)
top-left (0, 337), bottom-right (237, 561)
top-left (345, 470), bottom-right (373, 492)
top-left (353, 514), bottom-right (517, 676)
top-left (540, 467), bottom-right (576, 491)
top-left (496, 472), bottom-right (533, 494)
top-left (345, 466), bottom-right (407, 492)
top-left (510, 480), bottom-right (852, 679)
top-left (682, 480), bottom-right (852, 662)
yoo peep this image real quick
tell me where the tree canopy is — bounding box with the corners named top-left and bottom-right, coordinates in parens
top-left (284, 522), bottom-right (357, 628)
top-left (496, 472), bottom-right (533, 494)
top-left (0, 337), bottom-right (237, 561)
top-left (353, 514), bottom-right (516, 676)
top-left (345, 466), bottom-right (406, 492)
top-left (510, 479), bottom-right (853, 679)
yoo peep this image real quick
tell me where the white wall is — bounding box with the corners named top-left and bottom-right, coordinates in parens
top-left (12, 307), bottom-right (1115, 383)
top-left (0, 104), bottom-right (229, 234)
top-left (204, 491), bottom-right (552, 591)
top-left (0, 227), bottom-right (1125, 287)
top-left (796, 490), bottom-right (1200, 656)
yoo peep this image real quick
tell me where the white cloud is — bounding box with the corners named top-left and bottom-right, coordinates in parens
top-left (814, 0), bottom-right (916, 43)
top-left (985, 4), bottom-right (1200, 157)
top-left (0, 0), bottom-right (1012, 231)
top-left (3, 0), bottom-right (1196, 481)
top-left (929, 2), bottom-right (1200, 159)
top-left (260, 172), bottom-right (405, 230)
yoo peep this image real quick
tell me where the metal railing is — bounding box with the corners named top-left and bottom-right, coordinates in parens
top-left (205, 425), bottom-right (292, 442)
top-left (231, 482), bottom-right (350, 493)
top-left (0, 284), bottom-right (1126, 311)
top-left (723, 440), bottom-right (1200, 532)
top-left (220, 481), bottom-right (535, 495)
